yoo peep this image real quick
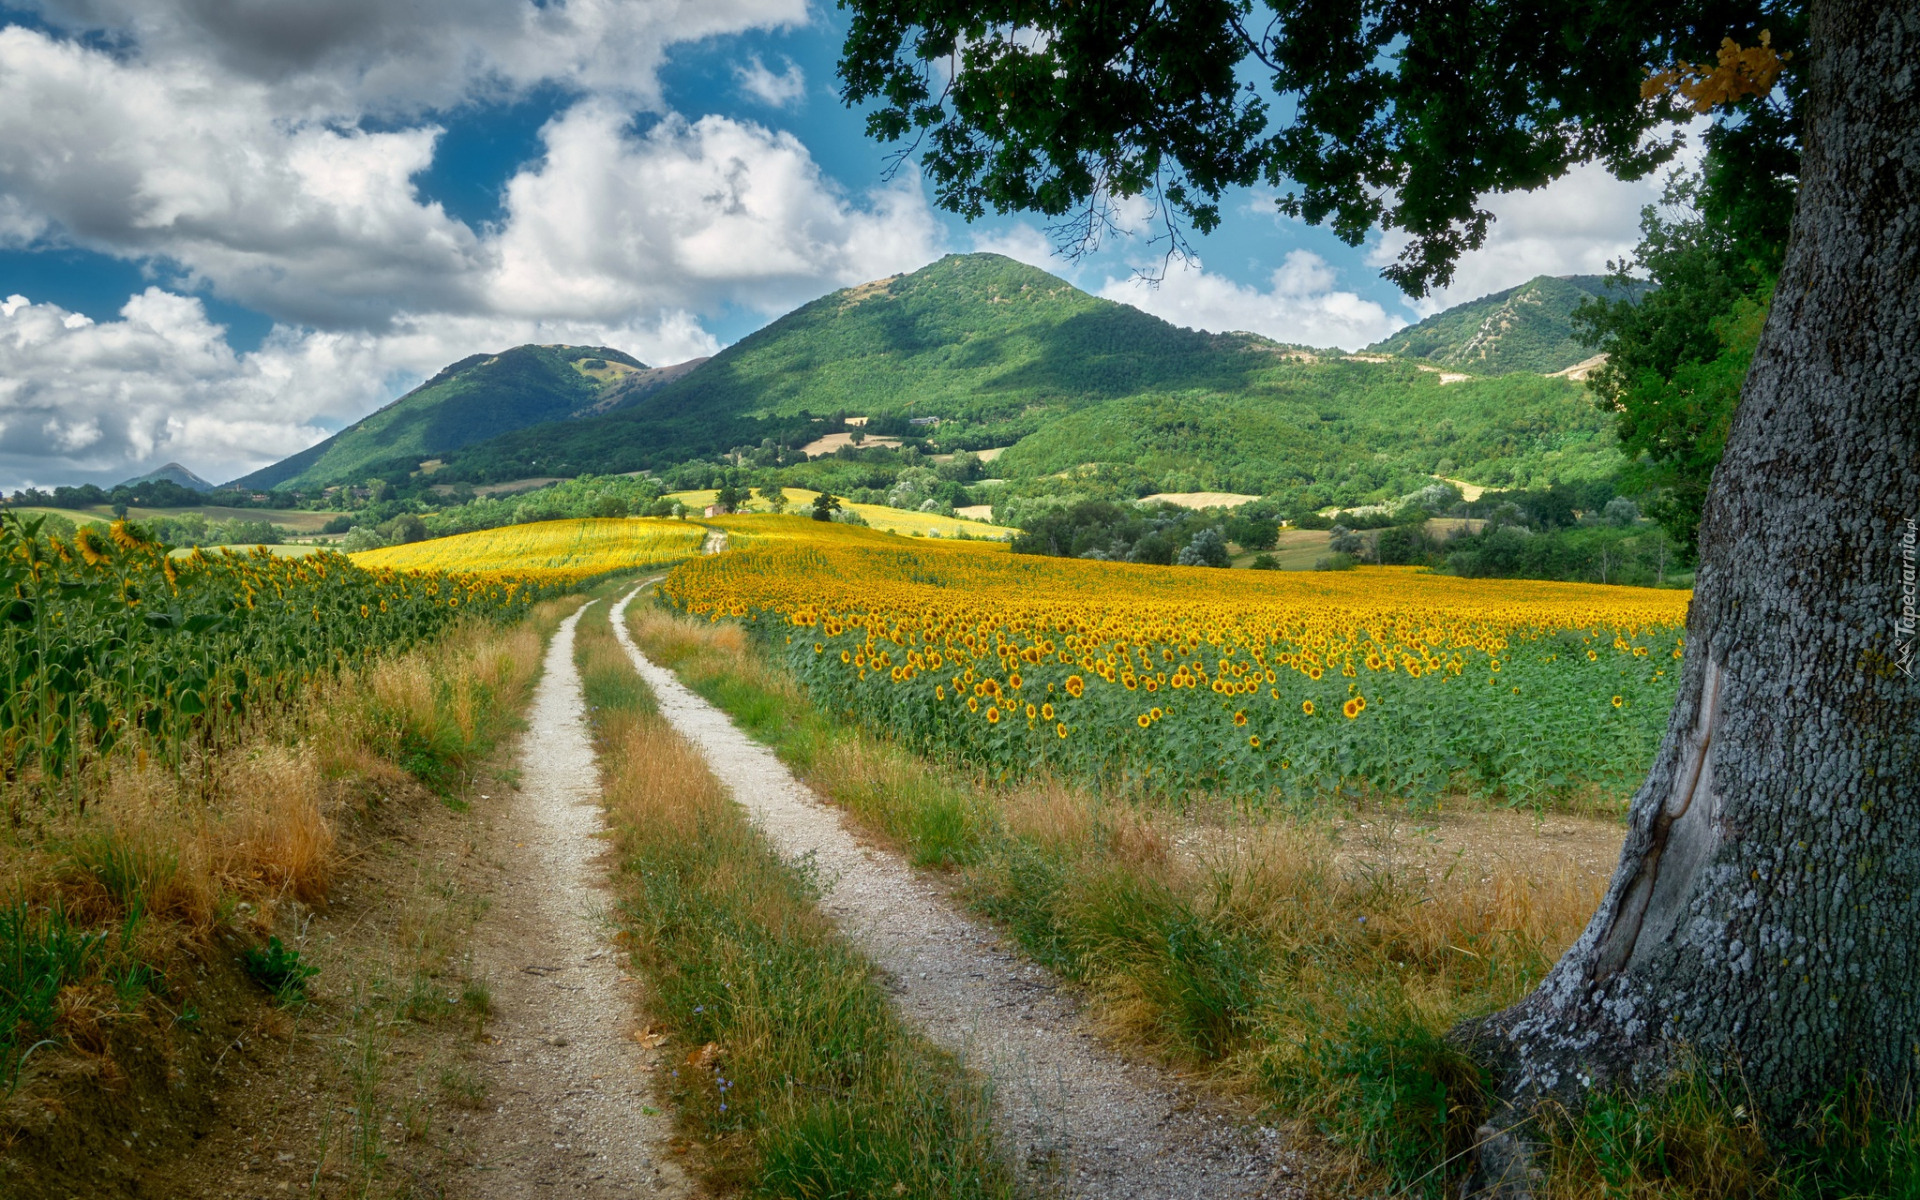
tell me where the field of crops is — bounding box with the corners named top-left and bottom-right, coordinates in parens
top-left (352, 517), bottom-right (705, 582)
top-left (662, 517), bottom-right (1692, 803)
top-left (1, 512), bottom-right (559, 792)
top-left (665, 489), bottom-right (1008, 539)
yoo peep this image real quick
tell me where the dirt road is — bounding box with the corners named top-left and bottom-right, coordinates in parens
top-left (459, 603), bottom-right (693, 1198)
top-left (609, 590), bottom-right (1300, 1199)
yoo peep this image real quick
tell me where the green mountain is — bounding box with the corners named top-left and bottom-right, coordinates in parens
top-left (1365, 274), bottom-right (1644, 375)
top-left (230, 344), bottom-right (647, 490)
top-left (244, 254), bottom-right (1630, 503)
top-left (119, 462), bottom-right (215, 492)
top-left (447, 254), bottom-right (1301, 478)
top-left (441, 254), bottom-right (1619, 494)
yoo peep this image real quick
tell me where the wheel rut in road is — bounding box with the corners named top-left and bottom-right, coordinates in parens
top-left (462, 604), bottom-right (695, 1198)
top-left (609, 591), bottom-right (1297, 1199)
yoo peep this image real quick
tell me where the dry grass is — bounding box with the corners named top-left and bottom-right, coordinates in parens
top-left (0, 600), bottom-right (569, 1116)
top-left (575, 598), bottom-right (1014, 1198)
top-left (628, 599), bottom-right (1608, 1194)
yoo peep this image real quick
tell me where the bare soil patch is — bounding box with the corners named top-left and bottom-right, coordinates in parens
top-left (799, 432), bottom-right (903, 457)
top-left (1142, 491), bottom-right (1262, 510)
top-left (1329, 805), bottom-right (1621, 891)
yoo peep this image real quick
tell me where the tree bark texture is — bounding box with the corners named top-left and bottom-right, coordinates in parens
top-left (1463, 0), bottom-right (1920, 1122)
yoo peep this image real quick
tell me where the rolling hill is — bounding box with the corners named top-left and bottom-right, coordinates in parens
top-left (443, 254), bottom-right (1310, 479)
top-left (990, 367), bottom-right (1619, 495)
top-left (239, 254), bottom-right (1638, 502)
top-left (1365, 275), bottom-right (1645, 375)
top-left (229, 344), bottom-right (647, 490)
top-left (437, 254), bottom-right (1620, 493)
top-left (118, 462), bottom-right (215, 492)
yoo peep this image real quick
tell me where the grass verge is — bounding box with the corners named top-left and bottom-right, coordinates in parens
top-left (625, 601), bottom-right (1920, 1199)
top-left (0, 598), bottom-right (575, 1197)
top-left (574, 594), bottom-right (1016, 1199)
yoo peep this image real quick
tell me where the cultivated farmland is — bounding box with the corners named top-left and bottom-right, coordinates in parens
top-left (351, 516), bottom-right (705, 583)
top-left (663, 516), bottom-right (1689, 806)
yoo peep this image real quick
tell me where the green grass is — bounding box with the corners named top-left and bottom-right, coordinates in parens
top-left (626, 600), bottom-right (1920, 1198)
top-left (0, 900), bottom-right (152, 1091)
top-left (240, 935), bottom-right (319, 1005)
top-left (576, 596), bottom-right (1015, 1199)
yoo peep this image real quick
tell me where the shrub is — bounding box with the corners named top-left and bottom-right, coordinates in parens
top-left (1177, 527), bottom-right (1231, 567)
top-left (241, 935), bottom-right (318, 1004)
top-left (340, 525), bottom-right (389, 552)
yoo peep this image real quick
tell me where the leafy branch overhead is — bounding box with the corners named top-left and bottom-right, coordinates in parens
top-left (837, 0), bottom-right (1801, 294)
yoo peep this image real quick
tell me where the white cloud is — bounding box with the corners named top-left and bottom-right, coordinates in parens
top-left (734, 54), bottom-right (807, 108)
top-left (0, 27), bottom-right (488, 326)
top-left (489, 105), bottom-right (944, 320)
top-left (0, 4), bottom-right (953, 489)
top-left (0, 26), bottom-right (944, 326)
top-left (1369, 155), bottom-right (1690, 317)
top-left (0, 289), bottom-right (727, 489)
top-left (1098, 251), bottom-right (1404, 350)
top-left (18, 0), bottom-right (809, 114)
top-left (968, 223), bottom-right (1063, 272)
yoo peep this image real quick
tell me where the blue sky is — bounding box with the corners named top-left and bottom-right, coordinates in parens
top-left (0, 1), bottom-right (1672, 490)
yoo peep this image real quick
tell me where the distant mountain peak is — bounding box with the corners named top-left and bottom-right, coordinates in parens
top-left (119, 462), bottom-right (215, 492)
top-left (1366, 273), bottom-right (1645, 376)
top-left (229, 343), bottom-right (651, 490)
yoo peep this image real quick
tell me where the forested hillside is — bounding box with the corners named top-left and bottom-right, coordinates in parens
top-left (445, 253), bottom-right (1294, 479)
top-left (438, 254), bottom-right (1617, 491)
top-left (994, 366), bottom-right (1617, 497)
top-left (230, 254), bottom-right (1634, 516)
top-left (231, 344), bottom-right (646, 490)
top-left (1366, 275), bottom-right (1645, 374)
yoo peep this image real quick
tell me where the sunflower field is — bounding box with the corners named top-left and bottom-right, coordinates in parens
top-left (661, 516), bottom-right (1692, 804)
top-left (1, 512), bottom-right (561, 795)
top-left (352, 517), bottom-right (704, 583)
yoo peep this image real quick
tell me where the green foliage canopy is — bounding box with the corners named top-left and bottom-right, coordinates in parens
top-left (836, 1), bottom-right (1795, 292)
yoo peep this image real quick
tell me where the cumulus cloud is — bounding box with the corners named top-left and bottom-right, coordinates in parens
top-left (1098, 252), bottom-right (1404, 350)
top-left (489, 105), bottom-right (944, 319)
top-left (0, 2), bottom-right (942, 488)
top-left (968, 223), bottom-right (1063, 272)
top-left (0, 27), bottom-right (492, 327)
top-left (0, 289), bottom-right (318, 487)
top-left (1369, 157), bottom-right (1685, 317)
top-left (16, 0), bottom-right (809, 114)
top-left (0, 289), bottom-right (727, 489)
top-left (735, 54), bottom-right (807, 108)
top-left (0, 25), bottom-right (943, 326)
top-left (0, 17), bottom-right (951, 488)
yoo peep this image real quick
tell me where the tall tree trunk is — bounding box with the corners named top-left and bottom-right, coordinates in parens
top-left (1461, 0), bottom-right (1920, 1141)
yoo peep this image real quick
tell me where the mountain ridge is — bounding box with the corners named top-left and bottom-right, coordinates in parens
top-left (235, 255), bottom-right (1634, 494)
top-left (1366, 274), bottom-right (1646, 375)
top-left (443, 254), bottom-right (1309, 480)
top-left (119, 462), bottom-right (215, 492)
top-left (228, 344), bottom-right (648, 490)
